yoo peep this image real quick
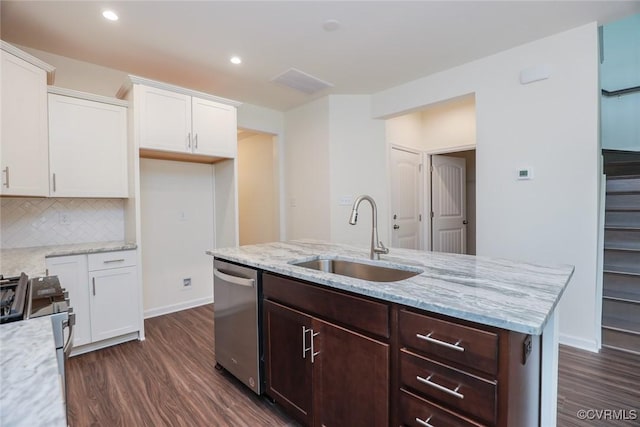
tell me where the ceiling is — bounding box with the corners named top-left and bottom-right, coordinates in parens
top-left (2, 1), bottom-right (639, 111)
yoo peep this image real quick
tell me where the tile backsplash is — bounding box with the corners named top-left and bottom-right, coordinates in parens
top-left (1, 198), bottom-right (125, 249)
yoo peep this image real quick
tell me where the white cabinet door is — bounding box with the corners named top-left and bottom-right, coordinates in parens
top-left (192, 97), bottom-right (237, 157)
top-left (138, 85), bottom-right (191, 153)
top-left (48, 94), bottom-right (128, 197)
top-left (46, 255), bottom-right (91, 347)
top-left (89, 265), bottom-right (139, 342)
top-left (0, 51), bottom-right (49, 196)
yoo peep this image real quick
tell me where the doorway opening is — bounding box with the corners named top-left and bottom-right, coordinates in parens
top-left (428, 149), bottom-right (476, 255)
top-left (237, 129), bottom-right (280, 245)
top-left (386, 93), bottom-right (476, 255)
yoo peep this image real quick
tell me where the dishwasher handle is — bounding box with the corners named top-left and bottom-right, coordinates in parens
top-left (214, 268), bottom-right (255, 287)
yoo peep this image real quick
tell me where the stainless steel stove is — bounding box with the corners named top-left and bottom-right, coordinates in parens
top-left (0, 273), bottom-right (29, 323)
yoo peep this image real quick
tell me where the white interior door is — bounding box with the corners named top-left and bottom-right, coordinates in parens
top-left (432, 155), bottom-right (466, 254)
top-left (390, 147), bottom-right (422, 249)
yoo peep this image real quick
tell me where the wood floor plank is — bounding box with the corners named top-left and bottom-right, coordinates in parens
top-left (67, 304), bottom-right (296, 427)
top-left (67, 305), bottom-right (640, 426)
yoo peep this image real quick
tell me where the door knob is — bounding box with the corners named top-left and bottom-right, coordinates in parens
top-left (393, 225), bottom-right (400, 229)
top-left (463, 220), bottom-right (468, 225)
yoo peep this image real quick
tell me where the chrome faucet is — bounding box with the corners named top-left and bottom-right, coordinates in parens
top-left (349, 195), bottom-right (389, 260)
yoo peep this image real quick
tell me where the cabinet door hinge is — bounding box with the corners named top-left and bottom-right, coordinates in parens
top-left (430, 211), bottom-right (434, 218)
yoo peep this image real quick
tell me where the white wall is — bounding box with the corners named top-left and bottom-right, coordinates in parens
top-left (386, 112), bottom-right (423, 151)
top-left (373, 23), bottom-right (601, 350)
top-left (284, 97), bottom-right (331, 240)
top-left (139, 158), bottom-right (214, 317)
top-left (238, 133), bottom-right (279, 245)
top-left (328, 95), bottom-right (388, 246)
top-left (422, 95), bottom-right (476, 151)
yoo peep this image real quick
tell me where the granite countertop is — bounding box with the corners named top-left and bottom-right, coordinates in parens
top-left (208, 240), bottom-right (574, 335)
top-left (0, 241), bottom-right (137, 277)
top-left (0, 317), bottom-right (66, 427)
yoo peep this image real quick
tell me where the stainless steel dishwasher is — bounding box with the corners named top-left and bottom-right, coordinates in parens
top-left (213, 259), bottom-right (262, 394)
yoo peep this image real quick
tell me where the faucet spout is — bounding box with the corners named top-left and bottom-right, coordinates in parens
top-left (349, 195), bottom-right (389, 260)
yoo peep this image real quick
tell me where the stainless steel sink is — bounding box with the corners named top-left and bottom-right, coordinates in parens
top-left (290, 257), bottom-right (421, 282)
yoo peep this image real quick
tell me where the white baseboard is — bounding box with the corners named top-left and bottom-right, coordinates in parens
top-left (70, 332), bottom-right (140, 357)
top-left (144, 296), bottom-right (213, 319)
top-left (559, 333), bottom-right (599, 353)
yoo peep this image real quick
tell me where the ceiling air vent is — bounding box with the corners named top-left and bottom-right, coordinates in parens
top-left (270, 68), bottom-right (333, 94)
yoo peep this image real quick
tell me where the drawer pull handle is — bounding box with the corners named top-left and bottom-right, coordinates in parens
top-left (416, 374), bottom-right (464, 399)
top-left (415, 416), bottom-right (434, 427)
top-left (104, 259), bottom-right (125, 264)
top-left (416, 332), bottom-right (464, 352)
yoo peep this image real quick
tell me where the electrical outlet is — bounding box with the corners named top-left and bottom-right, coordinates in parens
top-left (183, 278), bottom-right (192, 288)
top-left (59, 213), bottom-right (71, 225)
top-left (339, 195), bottom-right (354, 206)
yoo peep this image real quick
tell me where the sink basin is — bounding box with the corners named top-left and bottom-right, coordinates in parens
top-left (290, 257), bottom-right (422, 282)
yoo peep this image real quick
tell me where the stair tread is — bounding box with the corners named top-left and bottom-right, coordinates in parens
top-left (603, 294), bottom-right (640, 304)
top-left (605, 225), bottom-right (640, 230)
top-left (603, 269), bottom-right (640, 277)
top-left (601, 318), bottom-right (640, 334)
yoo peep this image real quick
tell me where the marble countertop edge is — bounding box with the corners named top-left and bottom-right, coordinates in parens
top-left (207, 240), bottom-right (574, 336)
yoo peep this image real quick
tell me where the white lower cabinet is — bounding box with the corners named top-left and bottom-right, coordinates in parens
top-left (89, 265), bottom-right (138, 342)
top-left (46, 249), bottom-right (140, 353)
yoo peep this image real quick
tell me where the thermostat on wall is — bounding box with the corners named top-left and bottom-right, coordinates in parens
top-left (517, 168), bottom-right (534, 180)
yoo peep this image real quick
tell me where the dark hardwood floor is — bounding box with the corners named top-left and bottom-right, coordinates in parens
top-left (67, 305), bottom-right (640, 426)
top-left (67, 304), bottom-right (296, 427)
top-left (557, 345), bottom-right (640, 426)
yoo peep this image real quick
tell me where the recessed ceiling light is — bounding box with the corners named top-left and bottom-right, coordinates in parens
top-left (102, 10), bottom-right (119, 21)
top-left (230, 56), bottom-right (242, 65)
top-left (322, 19), bottom-right (341, 32)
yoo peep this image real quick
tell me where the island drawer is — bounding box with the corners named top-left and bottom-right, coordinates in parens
top-left (399, 309), bottom-right (498, 375)
top-left (399, 388), bottom-right (485, 427)
top-left (400, 349), bottom-right (497, 425)
top-left (263, 273), bottom-right (389, 338)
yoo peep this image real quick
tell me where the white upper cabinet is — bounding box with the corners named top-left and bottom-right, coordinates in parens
top-left (191, 97), bottom-right (237, 157)
top-left (0, 42), bottom-right (54, 196)
top-left (138, 85), bottom-right (192, 153)
top-left (48, 89), bottom-right (128, 197)
top-left (122, 76), bottom-right (240, 160)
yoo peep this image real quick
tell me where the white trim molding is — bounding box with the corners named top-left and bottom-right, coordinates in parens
top-left (143, 296), bottom-right (214, 319)
top-left (559, 333), bottom-right (599, 353)
top-left (117, 74), bottom-right (242, 107)
top-left (48, 86), bottom-right (129, 107)
top-left (1, 40), bottom-right (56, 84)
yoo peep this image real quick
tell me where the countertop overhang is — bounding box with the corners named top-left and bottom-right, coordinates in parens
top-left (207, 240), bottom-right (574, 335)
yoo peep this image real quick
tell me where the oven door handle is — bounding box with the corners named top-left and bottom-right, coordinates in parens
top-left (63, 312), bottom-right (75, 357)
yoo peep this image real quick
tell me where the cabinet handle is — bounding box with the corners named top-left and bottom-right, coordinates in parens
top-left (52, 173), bottom-right (56, 192)
top-left (416, 374), bottom-right (464, 399)
top-left (187, 132), bottom-right (192, 149)
top-left (2, 167), bottom-right (9, 188)
top-left (103, 259), bottom-right (125, 264)
top-left (415, 417), bottom-right (434, 427)
top-left (92, 277), bottom-right (96, 296)
top-left (311, 330), bottom-right (320, 363)
top-left (416, 332), bottom-right (464, 352)
top-left (194, 133), bottom-right (198, 149)
top-left (302, 326), bottom-right (312, 359)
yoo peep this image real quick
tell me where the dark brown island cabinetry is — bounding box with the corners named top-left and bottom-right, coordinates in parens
top-left (262, 272), bottom-right (541, 427)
